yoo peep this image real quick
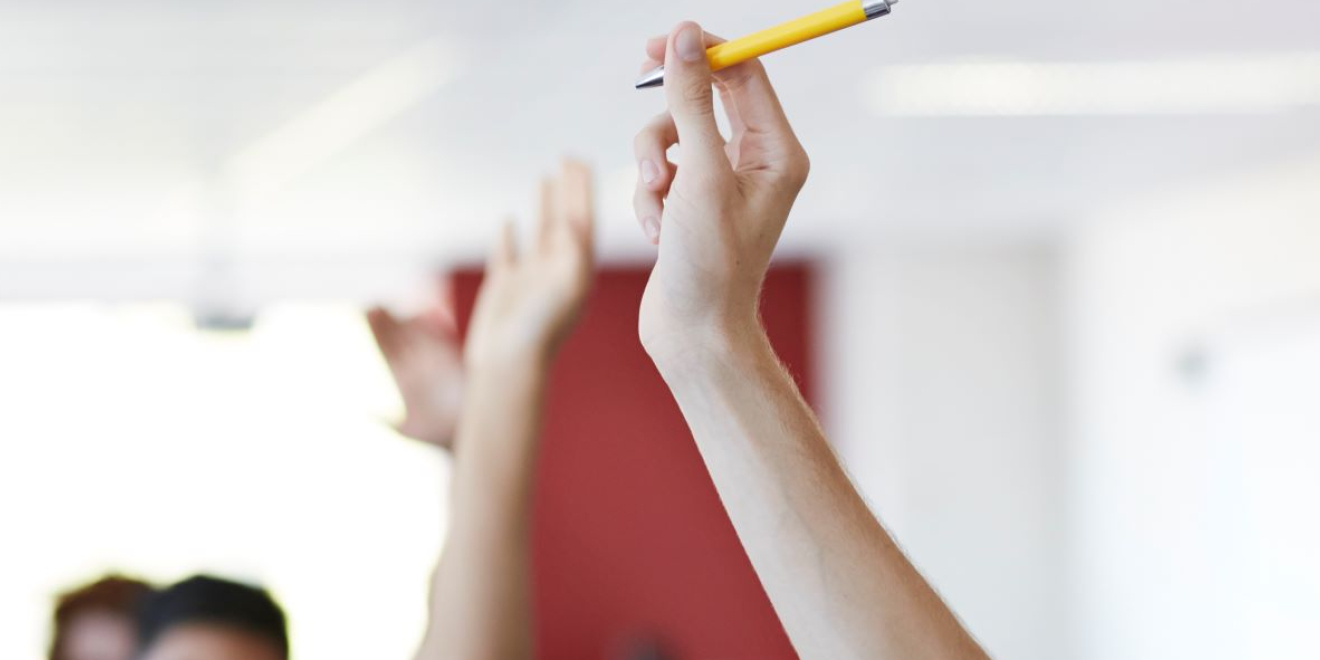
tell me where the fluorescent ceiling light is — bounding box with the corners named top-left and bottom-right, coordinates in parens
top-left (225, 37), bottom-right (459, 203)
top-left (865, 53), bottom-right (1320, 116)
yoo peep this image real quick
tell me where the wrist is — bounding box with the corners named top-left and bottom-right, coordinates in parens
top-left (464, 333), bottom-right (557, 378)
top-left (466, 348), bottom-right (550, 387)
top-left (643, 311), bottom-right (770, 381)
top-left (454, 351), bottom-right (549, 461)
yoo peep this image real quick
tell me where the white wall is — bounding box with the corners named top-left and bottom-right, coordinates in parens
top-left (823, 243), bottom-right (1065, 660)
top-left (1205, 323), bottom-right (1320, 659)
top-left (1065, 154), bottom-right (1320, 660)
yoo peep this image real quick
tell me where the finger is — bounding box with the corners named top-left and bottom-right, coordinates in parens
top-left (366, 307), bottom-right (401, 357)
top-left (633, 112), bottom-right (677, 194)
top-left (419, 304), bottom-right (457, 340)
top-left (649, 30), bottom-right (726, 61)
top-left (645, 34), bottom-right (667, 61)
top-left (399, 315), bottom-right (431, 350)
top-left (558, 158), bottom-right (594, 245)
top-left (632, 113), bottom-right (678, 245)
top-left (632, 181), bottom-right (662, 245)
top-left (431, 276), bottom-right (458, 335)
top-left (692, 32), bottom-right (751, 138)
top-left (712, 56), bottom-right (798, 152)
top-left (536, 176), bottom-right (556, 251)
top-left (650, 28), bottom-right (796, 151)
top-left (662, 22), bottom-right (729, 175)
top-left (687, 32), bottom-right (751, 139)
top-left (490, 219), bottom-right (517, 273)
top-left (644, 31), bottom-right (746, 135)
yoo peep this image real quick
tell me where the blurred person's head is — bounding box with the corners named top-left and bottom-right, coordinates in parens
top-left (137, 575), bottom-right (287, 660)
top-left (610, 634), bottom-right (674, 660)
top-left (50, 575), bottom-right (155, 660)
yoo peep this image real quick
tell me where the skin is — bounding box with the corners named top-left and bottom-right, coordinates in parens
top-left (384, 160), bottom-right (594, 660)
top-left (59, 612), bottom-right (137, 660)
top-left (632, 22), bottom-right (992, 660)
top-left (137, 624), bottom-right (282, 660)
top-left (368, 288), bottom-right (463, 450)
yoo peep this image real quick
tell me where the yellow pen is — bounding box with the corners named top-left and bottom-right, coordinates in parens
top-left (635, 0), bottom-right (900, 89)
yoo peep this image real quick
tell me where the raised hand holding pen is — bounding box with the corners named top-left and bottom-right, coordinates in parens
top-left (632, 22), bottom-right (810, 359)
top-left (632, 22), bottom-right (991, 660)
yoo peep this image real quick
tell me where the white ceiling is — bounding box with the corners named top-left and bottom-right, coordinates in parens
top-left (1, 0), bottom-right (1318, 300)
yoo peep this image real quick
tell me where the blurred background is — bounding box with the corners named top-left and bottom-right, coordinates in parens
top-left (2, 0), bottom-right (1318, 658)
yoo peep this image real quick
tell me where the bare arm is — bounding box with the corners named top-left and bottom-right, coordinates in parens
top-left (653, 324), bottom-right (986, 659)
top-left (416, 353), bottom-right (545, 660)
top-left (375, 161), bottom-right (594, 660)
top-left (631, 23), bottom-right (989, 660)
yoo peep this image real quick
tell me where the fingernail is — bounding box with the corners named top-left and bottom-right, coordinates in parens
top-left (676, 24), bottom-right (704, 63)
top-left (640, 160), bottom-right (658, 185)
top-left (642, 217), bottom-right (660, 243)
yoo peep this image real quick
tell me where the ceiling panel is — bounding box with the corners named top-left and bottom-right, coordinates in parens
top-left (1, 0), bottom-right (1317, 296)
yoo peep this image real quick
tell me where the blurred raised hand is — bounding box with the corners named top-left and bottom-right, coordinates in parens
top-left (367, 297), bottom-right (464, 450)
top-left (463, 158), bottom-right (595, 372)
top-left (415, 159), bottom-right (594, 660)
top-left (368, 159), bottom-right (593, 453)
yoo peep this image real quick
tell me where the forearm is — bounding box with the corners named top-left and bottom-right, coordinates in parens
top-left (653, 322), bottom-right (988, 660)
top-left (416, 356), bottom-right (547, 660)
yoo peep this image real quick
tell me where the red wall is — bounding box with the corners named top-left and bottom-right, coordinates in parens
top-left (452, 264), bottom-right (814, 660)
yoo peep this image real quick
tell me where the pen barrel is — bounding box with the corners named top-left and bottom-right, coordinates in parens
top-left (706, 0), bottom-right (869, 72)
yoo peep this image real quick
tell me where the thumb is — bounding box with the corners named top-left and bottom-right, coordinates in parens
top-left (664, 22), bottom-right (727, 174)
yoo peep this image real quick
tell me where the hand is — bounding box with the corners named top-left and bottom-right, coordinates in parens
top-left (368, 297), bottom-right (464, 450)
top-left (632, 22), bottom-right (810, 361)
top-left (464, 159), bottom-right (595, 372)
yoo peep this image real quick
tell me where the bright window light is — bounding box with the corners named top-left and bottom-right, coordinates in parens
top-left (0, 303), bottom-right (448, 660)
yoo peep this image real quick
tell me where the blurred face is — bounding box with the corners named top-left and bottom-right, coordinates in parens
top-left (60, 611), bottom-right (137, 660)
top-left (138, 624), bottom-right (283, 660)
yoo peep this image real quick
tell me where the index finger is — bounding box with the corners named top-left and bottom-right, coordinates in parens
top-left (556, 158), bottom-right (594, 247)
top-left (366, 307), bottom-right (402, 357)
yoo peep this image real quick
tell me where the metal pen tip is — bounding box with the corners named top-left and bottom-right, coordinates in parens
top-left (635, 66), bottom-right (665, 89)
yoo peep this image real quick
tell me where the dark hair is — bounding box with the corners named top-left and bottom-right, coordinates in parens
top-left (50, 575), bottom-right (155, 660)
top-left (137, 575), bottom-right (288, 657)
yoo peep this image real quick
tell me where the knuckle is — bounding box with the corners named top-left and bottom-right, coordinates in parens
top-left (633, 129), bottom-right (655, 155)
top-left (680, 80), bottom-right (714, 111)
top-left (783, 147), bottom-right (811, 187)
top-left (633, 186), bottom-right (658, 215)
top-left (634, 113), bottom-right (675, 155)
